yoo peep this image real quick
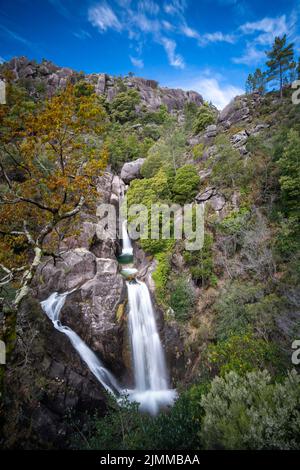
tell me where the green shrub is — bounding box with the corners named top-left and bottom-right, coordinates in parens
top-left (110, 89), bottom-right (140, 123)
top-left (183, 234), bottom-right (216, 287)
top-left (169, 276), bottom-right (195, 321)
top-left (201, 370), bottom-right (300, 449)
top-left (75, 387), bottom-right (205, 450)
top-left (152, 251), bottom-right (172, 303)
top-left (172, 165), bottom-right (200, 204)
top-left (207, 331), bottom-right (282, 376)
top-left (215, 282), bottom-right (283, 341)
top-left (192, 104), bottom-right (215, 135)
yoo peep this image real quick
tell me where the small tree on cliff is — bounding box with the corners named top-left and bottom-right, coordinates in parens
top-left (246, 69), bottom-right (266, 95)
top-left (0, 83), bottom-right (108, 308)
top-left (266, 34), bottom-right (294, 99)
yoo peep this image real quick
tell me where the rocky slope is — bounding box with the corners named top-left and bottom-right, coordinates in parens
top-left (1, 56), bottom-right (203, 112)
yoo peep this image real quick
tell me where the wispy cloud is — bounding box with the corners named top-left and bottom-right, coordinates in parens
top-left (88, 3), bottom-right (122, 32)
top-left (233, 12), bottom-right (297, 66)
top-left (0, 25), bottom-right (32, 47)
top-left (138, 1), bottom-right (160, 15)
top-left (88, 1), bottom-right (186, 69)
top-left (232, 44), bottom-right (265, 66)
top-left (0, 56), bottom-right (5, 64)
top-left (160, 37), bottom-right (185, 68)
top-left (240, 15), bottom-right (290, 45)
top-left (48, 0), bottom-right (71, 19)
top-left (130, 55), bottom-right (144, 68)
top-left (199, 31), bottom-right (236, 46)
top-left (164, 0), bottom-right (187, 16)
top-left (73, 29), bottom-right (91, 40)
top-left (180, 22), bottom-right (236, 46)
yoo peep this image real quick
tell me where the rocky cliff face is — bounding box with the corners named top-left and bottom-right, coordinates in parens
top-left (1, 57), bottom-right (203, 112)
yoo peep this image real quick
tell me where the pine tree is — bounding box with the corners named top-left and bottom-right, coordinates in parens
top-left (245, 73), bottom-right (255, 94)
top-left (266, 34), bottom-right (294, 99)
top-left (245, 69), bottom-right (266, 95)
top-left (253, 68), bottom-right (266, 95)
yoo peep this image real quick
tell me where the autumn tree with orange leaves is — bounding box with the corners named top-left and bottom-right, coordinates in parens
top-left (0, 83), bottom-right (108, 307)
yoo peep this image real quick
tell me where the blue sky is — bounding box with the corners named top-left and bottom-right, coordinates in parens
top-left (0, 0), bottom-right (299, 108)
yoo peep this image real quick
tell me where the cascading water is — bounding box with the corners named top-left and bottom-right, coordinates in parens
top-left (121, 220), bottom-right (133, 256)
top-left (120, 196), bottom-right (176, 414)
top-left (126, 280), bottom-right (177, 415)
top-left (40, 180), bottom-right (176, 415)
top-left (41, 292), bottom-right (120, 396)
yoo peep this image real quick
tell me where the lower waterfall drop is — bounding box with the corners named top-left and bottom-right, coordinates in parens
top-left (126, 280), bottom-right (177, 415)
top-left (41, 292), bottom-right (120, 396)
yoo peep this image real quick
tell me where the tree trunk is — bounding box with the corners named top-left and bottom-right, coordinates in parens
top-left (14, 246), bottom-right (42, 308)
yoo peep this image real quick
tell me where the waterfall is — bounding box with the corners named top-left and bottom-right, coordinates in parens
top-left (40, 180), bottom-right (176, 415)
top-left (121, 220), bottom-right (133, 256)
top-left (127, 280), bottom-right (177, 415)
top-left (41, 292), bottom-right (120, 396)
top-left (120, 207), bottom-right (176, 414)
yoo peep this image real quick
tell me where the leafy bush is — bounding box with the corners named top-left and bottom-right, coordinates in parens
top-left (215, 281), bottom-right (283, 341)
top-left (76, 387), bottom-right (205, 450)
top-left (207, 331), bottom-right (282, 376)
top-left (201, 370), bottom-right (300, 449)
top-left (209, 135), bottom-right (253, 191)
top-left (192, 104), bottom-right (215, 135)
top-left (172, 164), bottom-right (200, 204)
top-left (277, 129), bottom-right (300, 220)
top-left (152, 251), bottom-right (172, 303)
top-left (183, 234), bottom-right (216, 287)
top-left (109, 89), bottom-right (140, 123)
top-left (170, 276), bottom-right (195, 321)
top-left (107, 126), bottom-right (153, 171)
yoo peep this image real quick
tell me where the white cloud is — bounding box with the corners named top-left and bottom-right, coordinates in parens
top-left (240, 15), bottom-right (289, 45)
top-left (160, 37), bottom-right (185, 68)
top-left (233, 13), bottom-right (296, 67)
top-left (138, 1), bottom-right (160, 15)
top-left (0, 56), bottom-right (5, 64)
top-left (133, 13), bottom-right (161, 33)
top-left (199, 31), bottom-right (236, 46)
top-left (130, 56), bottom-right (144, 68)
top-left (232, 44), bottom-right (265, 66)
top-left (196, 77), bottom-right (243, 109)
top-left (172, 75), bottom-right (243, 109)
top-left (181, 24), bottom-right (200, 39)
top-left (88, 3), bottom-right (122, 32)
top-left (73, 29), bottom-right (91, 40)
top-left (0, 25), bottom-right (31, 47)
top-left (164, 0), bottom-right (186, 16)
